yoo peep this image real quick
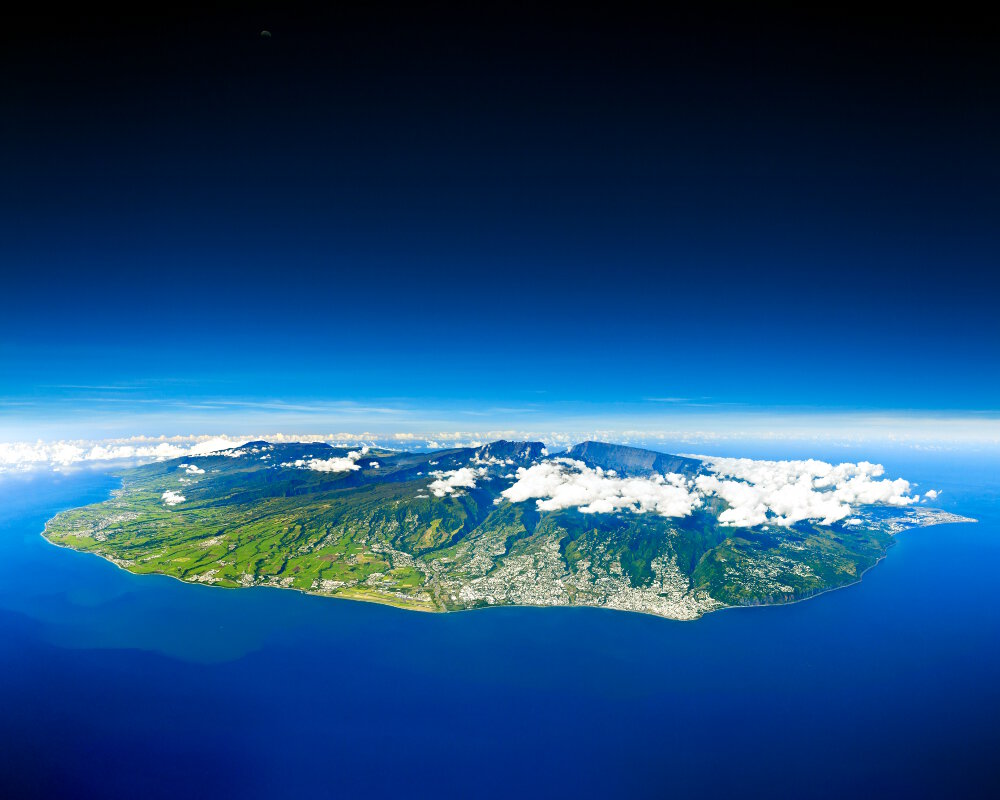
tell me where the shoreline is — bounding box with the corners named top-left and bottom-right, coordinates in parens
top-left (38, 474), bottom-right (977, 624)
top-left (40, 513), bottom-right (977, 624)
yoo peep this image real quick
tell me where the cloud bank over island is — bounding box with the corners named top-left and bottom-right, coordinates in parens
top-left (0, 436), bottom-right (252, 472)
top-left (501, 460), bottom-right (699, 517)
top-left (495, 456), bottom-right (922, 528)
top-left (402, 452), bottom-right (929, 529)
top-left (690, 456), bottom-right (918, 526)
top-left (2, 412), bottom-right (998, 476)
top-left (4, 430), bottom-right (947, 530)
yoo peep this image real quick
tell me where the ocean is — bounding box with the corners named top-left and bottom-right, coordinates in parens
top-left (1, 449), bottom-right (998, 798)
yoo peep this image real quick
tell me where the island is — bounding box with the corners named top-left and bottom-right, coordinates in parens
top-left (42, 440), bottom-right (974, 620)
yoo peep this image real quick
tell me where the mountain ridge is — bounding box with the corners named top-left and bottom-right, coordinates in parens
top-left (41, 438), bottom-right (969, 620)
top-left (563, 440), bottom-right (703, 477)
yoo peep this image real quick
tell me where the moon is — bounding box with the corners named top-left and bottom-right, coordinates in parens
top-left (260, 30), bottom-right (272, 38)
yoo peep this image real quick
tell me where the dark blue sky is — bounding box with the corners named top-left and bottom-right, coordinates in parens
top-left (2, 4), bottom-right (998, 437)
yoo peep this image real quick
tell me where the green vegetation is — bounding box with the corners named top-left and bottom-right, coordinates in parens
top-left (42, 440), bottom-right (956, 620)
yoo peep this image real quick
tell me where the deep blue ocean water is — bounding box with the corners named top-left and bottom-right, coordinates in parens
top-left (1, 450), bottom-right (998, 798)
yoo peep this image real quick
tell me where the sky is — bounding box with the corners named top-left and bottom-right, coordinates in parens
top-left (1, 4), bottom-right (998, 444)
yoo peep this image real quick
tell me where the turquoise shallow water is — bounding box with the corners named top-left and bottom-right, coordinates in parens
top-left (1, 451), bottom-right (998, 798)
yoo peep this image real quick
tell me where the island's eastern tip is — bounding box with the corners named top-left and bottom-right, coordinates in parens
top-left (3, 2), bottom-right (998, 796)
top-left (43, 439), bottom-right (974, 620)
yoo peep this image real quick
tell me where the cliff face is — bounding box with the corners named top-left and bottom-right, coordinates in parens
top-left (475, 441), bottom-right (546, 463)
top-left (564, 441), bottom-right (703, 477)
top-left (44, 439), bottom-right (951, 621)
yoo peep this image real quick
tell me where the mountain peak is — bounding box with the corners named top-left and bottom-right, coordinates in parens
top-left (476, 440), bottom-right (546, 463)
top-left (565, 441), bottom-right (702, 477)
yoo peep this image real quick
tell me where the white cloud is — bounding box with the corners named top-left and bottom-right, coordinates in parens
top-left (302, 456), bottom-right (361, 472)
top-left (283, 446), bottom-right (371, 473)
top-left (692, 456), bottom-right (918, 527)
top-left (4, 413), bottom-right (1000, 477)
top-left (0, 432), bottom-right (937, 531)
top-left (0, 441), bottom-right (180, 471)
top-left (187, 437), bottom-right (250, 456)
top-left (0, 435), bottom-right (256, 474)
top-left (428, 467), bottom-right (480, 497)
top-left (472, 453), bottom-right (515, 467)
top-left (177, 463), bottom-right (205, 475)
top-left (501, 459), bottom-right (700, 517)
top-left (500, 455), bottom-right (920, 528)
top-left (161, 491), bottom-right (186, 506)
top-left (369, 461), bottom-right (380, 468)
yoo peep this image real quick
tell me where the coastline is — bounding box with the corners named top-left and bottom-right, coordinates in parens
top-left (40, 520), bottom-right (968, 624)
top-left (38, 477), bottom-right (977, 624)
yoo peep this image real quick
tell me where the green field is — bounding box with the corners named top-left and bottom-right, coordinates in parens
top-left (42, 440), bottom-right (959, 620)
